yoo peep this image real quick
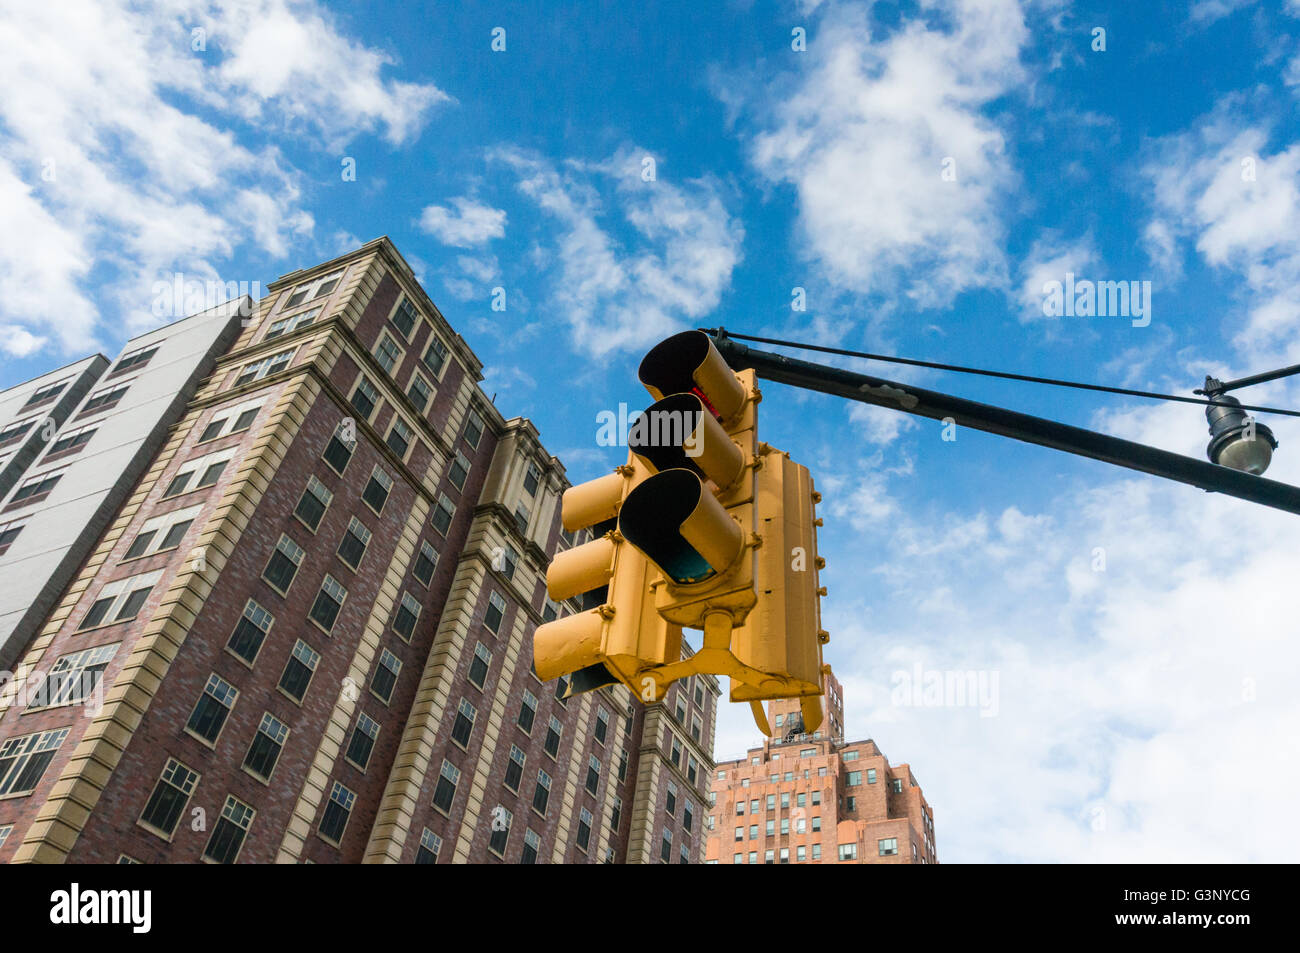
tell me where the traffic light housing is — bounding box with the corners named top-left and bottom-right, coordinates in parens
top-left (532, 454), bottom-right (683, 702)
top-left (615, 330), bottom-right (830, 734)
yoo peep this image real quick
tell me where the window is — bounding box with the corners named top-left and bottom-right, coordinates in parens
top-left (691, 715), bottom-right (703, 744)
top-left (504, 745), bottom-right (526, 791)
top-left (521, 828), bottom-right (540, 864)
top-left (161, 449), bottom-right (239, 501)
top-left (416, 828), bottom-right (441, 864)
top-left (264, 306), bottom-right (320, 341)
top-left (407, 373), bottom-right (433, 412)
top-left (693, 679), bottom-right (704, 705)
top-left (318, 782), bottom-right (355, 844)
top-left (576, 807), bottom-right (593, 852)
top-left (78, 570), bottom-right (160, 630)
top-left (0, 727), bottom-right (69, 796)
top-left (433, 759), bottom-right (460, 813)
top-left (797, 845), bottom-right (806, 862)
top-left (80, 383), bottom-right (129, 414)
top-left (780, 818), bottom-right (789, 835)
top-left (513, 504), bottom-right (530, 535)
top-left (542, 597), bottom-right (560, 623)
top-left (585, 756), bottom-right (601, 796)
top-left (198, 402), bottom-right (262, 443)
top-left (611, 796), bottom-right (623, 831)
top-left (390, 298), bottom-right (419, 338)
top-left (186, 673), bottom-right (238, 744)
top-left (203, 796), bottom-right (255, 863)
top-left (233, 349), bottom-right (293, 387)
top-left (812, 844), bottom-right (822, 860)
top-left (371, 648), bottom-right (402, 703)
top-left (878, 837), bottom-right (898, 856)
top-left (138, 758), bottom-right (198, 836)
top-left (595, 708), bottom-right (609, 744)
top-left (244, 712), bottom-right (289, 781)
top-left (892, 778), bottom-right (903, 793)
top-left (533, 770), bottom-right (551, 814)
top-left (336, 516), bottom-right (372, 570)
top-left (0, 521), bottom-right (23, 556)
top-left (294, 475), bottom-right (333, 531)
top-left (421, 335), bottom-right (449, 376)
top-left (431, 492), bottom-right (455, 535)
top-left (735, 826), bottom-right (744, 841)
top-left (468, 642), bottom-right (491, 688)
top-left (279, 639), bottom-right (320, 702)
top-left (848, 771), bottom-right (862, 787)
top-left (483, 591), bottom-right (506, 634)
top-left (840, 843), bottom-right (858, 861)
top-left (309, 575), bottom-right (347, 632)
top-left (124, 506), bottom-right (200, 559)
top-left (413, 540), bottom-right (438, 585)
top-left (221, 601), bottom-right (272, 667)
top-left (23, 378), bottom-right (69, 408)
top-left (112, 345), bottom-right (159, 375)
top-left (362, 466), bottom-right (393, 514)
top-left (451, 698), bottom-right (476, 748)
top-left (781, 792), bottom-right (790, 808)
top-left (11, 469), bottom-right (63, 505)
top-left (523, 462), bottom-right (541, 496)
top-left (345, 712), bottom-right (380, 770)
top-left (670, 736), bottom-right (681, 766)
top-left (748, 825), bottom-right (757, 839)
top-left (489, 807), bottom-right (512, 856)
top-left (517, 689), bottom-right (537, 732)
top-left (447, 451), bottom-right (470, 491)
top-left (375, 334), bottom-right (403, 374)
top-left (765, 820), bottom-right (775, 836)
top-left (350, 376), bottom-right (380, 421)
top-left (544, 715), bottom-right (563, 758)
top-left (0, 419), bottom-right (35, 446)
top-left (619, 749), bottom-right (628, 782)
top-left (750, 799), bottom-right (759, 812)
top-left (322, 423), bottom-right (356, 474)
top-left (500, 544), bottom-right (519, 582)
top-left (683, 802), bottom-right (694, 832)
top-left (392, 592), bottom-right (421, 640)
top-left (463, 408), bottom-right (485, 448)
top-left (386, 416), bottom-right (413, 458)
top-left (262, 534), bottom-right (304, 594)
top-left (661, 829), bottom-right (673, 863)
top-left (666, 781), bottom-right (678, 816)
top-left (812, 816), bottom-right (821, 832)
top-left (0, 826), bottom-right (10, 851)
top-left (46, 424), bottom-right (95, 458)
top-left (27, 643), bottom-right (119, 710)
top-left (687, 755), bottom-right (698, 785)
top-left (842, 750), bottom-right (859, 761)
top-left (284, 270), bottom-right (341, 309)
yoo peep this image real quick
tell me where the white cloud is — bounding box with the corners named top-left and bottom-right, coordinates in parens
top-left (744, 0), bottom-right (1027, 308)
top-left (1144, 107), bottom-right (1300, 352)
top-left (493, 148), bottom-right (744, 357)
top-left (1016, 232), bottom-right (1100, 321)
top-left (0, 0), bottom-right (444, 357)
top-left (0, 324), bottom-right (48, 358)
top-left (1188, 0), bottom-right (1257, 24)
top-left (848, 403), bottom-right (918, 445)
top-left (418, 198), bottom-right (508, 247)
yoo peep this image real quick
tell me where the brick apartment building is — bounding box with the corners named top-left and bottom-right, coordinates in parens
top-left (705, 670), bottom-right (937, 864)
top-left (0, 237), bottom-right (718, 864)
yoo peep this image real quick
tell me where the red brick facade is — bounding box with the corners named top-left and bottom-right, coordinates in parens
top-left (0, 238), bottom-right (718, 864)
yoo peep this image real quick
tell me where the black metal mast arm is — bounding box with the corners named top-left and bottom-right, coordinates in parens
top-left (708, 333), bottom-right (1300, 517)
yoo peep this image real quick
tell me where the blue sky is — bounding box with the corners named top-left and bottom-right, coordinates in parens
top-left (3, 0), bottom-right (1300, 861)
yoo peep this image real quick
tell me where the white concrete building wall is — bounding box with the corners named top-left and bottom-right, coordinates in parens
top-left (0, 298), bottom-right (248, 668)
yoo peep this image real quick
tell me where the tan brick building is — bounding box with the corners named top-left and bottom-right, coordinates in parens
top-left (0, 238), bottom-right (718, 864)
top-left (705, 670), bottom-right (937, 864)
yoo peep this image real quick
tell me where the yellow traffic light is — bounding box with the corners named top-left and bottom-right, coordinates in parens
top-left (532, 455), bottom-right (683, 701)
top-left (730, 449), bottom-right (828, 735)
top-left (613, 330), bottom-right (831, 735)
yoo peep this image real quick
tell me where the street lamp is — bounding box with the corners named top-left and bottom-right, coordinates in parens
top-left (1195, 367), bottom-right (1300, 476)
